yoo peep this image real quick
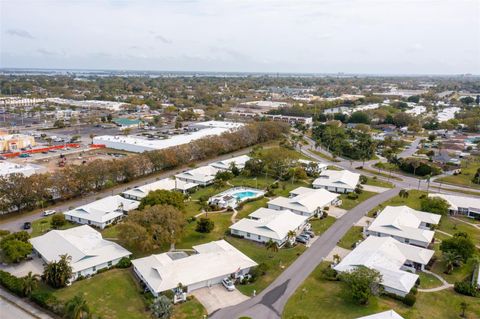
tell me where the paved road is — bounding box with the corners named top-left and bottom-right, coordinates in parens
top-left (211, 187), bottom-right (400, 319)
top-left (0, 287), bottom-right (54, 319)
top-left (0, 146), bottom-right (254, 232)
top-left (398, 137), bottom-right (422, 158)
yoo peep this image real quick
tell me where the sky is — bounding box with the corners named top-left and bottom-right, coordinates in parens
top-left (0, 0), bottom-right (479, 74)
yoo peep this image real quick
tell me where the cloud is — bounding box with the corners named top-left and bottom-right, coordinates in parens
top-left (37, 48), bottom-right (56, 56)
top-left (6, 28), bottom-right (35, 39)
top-left (155, 35), bottom-right (172, 44)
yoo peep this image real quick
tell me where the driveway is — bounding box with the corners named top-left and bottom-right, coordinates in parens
top-left (362, 185), bottom-right (391, 193)
top-left (0, 256), bottom-right (44, 277)
top-left (192, 285), bottom-right (249, 314)
top-left (327, 207), bottom-right (347, 219)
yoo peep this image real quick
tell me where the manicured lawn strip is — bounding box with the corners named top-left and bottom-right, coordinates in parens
top-left (359, 167), bottom-right (402, 181)
top-left (282, 262), bottom-right (480, 319)
top-left (310, 216), bottom-right (336, 236)
top-left (364, 178), bottom-right (394, 188)
top-left (176, 212), bottom-right (232, 249)
top-left (309, 149), bottom-right (339, 162)
top-left (230, 175), bottom-right (276, 189)
top-left (272, 180), bottom-right (312, 197)
top-left (337, 226), bottom-right (363, 249)
top-left (227, 236), bottom-right (306, 296)
top-left (236, 197), bottom-right (269, 220)
top-left (53, 269), bottom-right (150, 319)
top-left (190, 185), bottom-right (230, 201)
top-left (31, 215), bottom-right (77, 237)
top-left (417, 271), bottom-right (442, 289)
top-left (340, 191), bottom-right (376, 210)
top-left (172, 297), bottom-right (207, 319)
top-left (183, 200), bottom-right (203, 218)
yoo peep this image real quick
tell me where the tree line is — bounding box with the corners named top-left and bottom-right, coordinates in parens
top-left (0, 121), bottom-right (289, 215)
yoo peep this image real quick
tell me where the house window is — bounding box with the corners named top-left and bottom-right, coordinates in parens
top-left (246, 233), bottom-right (250, 237)
top-left (405, 239), bottom-right (410, 244)
top-left (92, 266), bottom-right (96, 272)
top-left (108, 261), bottom-right (112, 267)
top-left (258, 235), bottom-right (261, 240)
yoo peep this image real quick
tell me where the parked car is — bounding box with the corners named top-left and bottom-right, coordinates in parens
top-left (295, 236), bottom-right (309, 244)
top-left (298, 234), bottom-right (310, 241)
top-left (302, 230), bottom-right (315, 238)
top-left (222, 278), bottom-right (235, 291)
top-left (0, 156), bottom-right (6, 160)
top-left (18, 153), bottom-right (31, 158)
top-left (43, 210), bottom-right (56, 216)
top-left (23, 222), bottom-right (31, 230)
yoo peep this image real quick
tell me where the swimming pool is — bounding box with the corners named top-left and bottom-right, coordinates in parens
top-left (208, 187), bottom-right (265, 208)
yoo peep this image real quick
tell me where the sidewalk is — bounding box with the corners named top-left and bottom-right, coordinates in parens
top-left (0, 287), bottom-right (55, 319)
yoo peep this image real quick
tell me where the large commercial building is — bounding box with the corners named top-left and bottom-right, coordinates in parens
top-left (0, 132), bottom-right (35, 152)
top-left (93, 121), bottom-right (243, 153)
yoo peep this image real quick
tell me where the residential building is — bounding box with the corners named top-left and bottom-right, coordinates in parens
top-left (297, 159), bottom-right (328, 174)
top-left (267, 187), bottom-right (339, 217)
top-left (365, 206), bottom-right (441, 248)
top-left (122, 178), bottom-right (197, 200)
top-left (132, 240), bottom-right (257, 296)
top-left (334, 236), bottom-right (434, 297)
top-left (175, 165), bottom-right (220, 186)
top-left (64, 195), bottom-right (140, 229)
top-left (210, 155), bottom-right (250, 171)
top-left (428, 193), bottom-right (480, 219)
top-left (229, 208), bottom-right (309, 246)
top-left (312, 169), bottom-right (360, 193)
top-left (357, 310), bottom-right (404, 319)
top-left (29, 225), bottom-right (131, 281)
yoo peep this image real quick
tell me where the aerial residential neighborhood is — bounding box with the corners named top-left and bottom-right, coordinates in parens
top-left (0, 1), bottom-right (479, 319)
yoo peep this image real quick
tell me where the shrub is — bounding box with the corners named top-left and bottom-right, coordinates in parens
top-left (347, 192), bottom-right (358, 200)
top-left (320, 266), bottom-right (339, 281)
top-left (250, 263), bottom-right (269, 280)
top-left (0, 270), bottom-right (25, 296)
top-left (359, 175), bottom-right (368, 184)
top-left (454, 281), bottom-right (479, 297)
top-left (116, 257), bottom-right (132, 268)
top-left (51, 214), bottom-right (66, 229)
top-left (195, 218), bottom-right (215, 233)
top-left (403, 292), bottom-right (417, 306)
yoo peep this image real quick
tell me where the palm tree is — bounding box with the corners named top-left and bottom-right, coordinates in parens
top-left (44, 254), bottom-right (73, 288)
top-left (287, 230), bottom-right (296, 243)
top-left (22, 271), bottom-right (40, 296)
top-left (65, 294), bottom-right (90, 319)
top-left (265, 239), bottom-right (279, 257)
top-left (89, 133), bottom-right (95, 144)
top-left (411, 160), bottom-right (420, 176)
top-left (399, 189), bottom-right (409, 199)
top-left (443, 251), bottom-right (463, 274)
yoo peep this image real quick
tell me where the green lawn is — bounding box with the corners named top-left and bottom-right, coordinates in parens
top-left (364, 177), bottom-right (394, 189)
top-left (236, 197), bottom-right (269, 220)
top-left (368, 190), bottom-right (426, 216)
top-left (437, 160), bottom-right (480, 189)
top-left (358, 167), bottom-right (403, 181)
top-left (31, 214), bottom-right (77, 237)
top-left (437, 216), bottom-right (480, 243)
top-left (283, 262), bottom-right (480, 319)
top-left (310, 149), bottom-right (339, 162)
top-left (230, 175), bottom-right (276, 189)
top-left (337, 226), bottom-right (364, 249)
top-left (53, 269), bottom-right (150, 319)
top-left (227, 236), bottom-right (307, 296)
top-left (172, 297), bottom-right (207, 319)
top-left (176, 212), bottom-right (232, 249)
top-left (310, 216), bottom-right (336, 236)
top-left (340, 191), bottom-right (377, 210)
top-left (417, 271), bottom-right (442, 289)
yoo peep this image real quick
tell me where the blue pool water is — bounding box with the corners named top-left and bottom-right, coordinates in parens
top-left (235, 191), bottom-right (258, 200)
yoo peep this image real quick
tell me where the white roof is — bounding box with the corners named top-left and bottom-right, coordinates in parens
top-left (210, 155), bottom-right (251, 170)
top-left (64, 195), bottom-right (140, 224)
top-left (132, 240), bottom-right (257, 293)
top-left (297, 159), bottom-right (328, 169)
top-left (229, 208), bottom-right (309, 240)
top-left (313, 169), bottom-right (360, 189)
top-left (268, 187), bottom-right (339, 214)
top-left (334, 237), bottom-right (434, 294)
top-left (93, 121), bottom-right (242, 153)
top-left (29, 225), bottom-right (131, 273)
top-left (122, 178), bottom-right (197, 199)
top-left (368, 206), bottom-right (441, 243)
top-left (428, 193), bottom-right (480, 211)
top-left (175, 165), bottom-right (220, 183)
top-left (0, 161), bottom-right (40, 177)
top-left (357, 310), bottom-right (404, 319)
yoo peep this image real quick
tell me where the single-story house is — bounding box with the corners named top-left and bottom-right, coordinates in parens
top-left (64, 195), bottom-right (140, 229)
top-left (365, 206), bottom-right (441, 248)
top-left (357, 310), bottom-right (404, 319)
top-left (132, 240), bottom-right (257, 296)
top-left (428, 193), bottom-right (480, 219)
top-left (210, 155), bottom-right (250, 171)
top-left (229, 208), bottom-right (309, 246)
top-left (175, 165), bottom-right (220, 186)
top-left (334, 236), bottom-right (434, 297)
top-left (29, 225), bottom-right (131, 281)
top-left (122, 178), bottom-right (198, 200)
top-left (297, 159), bottom-right (328, 174)
top-left (267, 187), bottom-right (339, 217)
top-left (312, 169), bottom-right (360, 193)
